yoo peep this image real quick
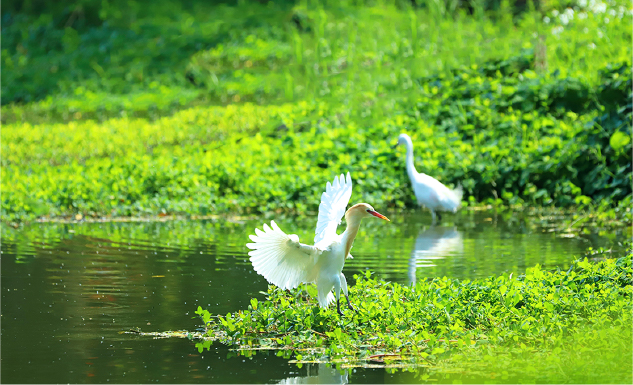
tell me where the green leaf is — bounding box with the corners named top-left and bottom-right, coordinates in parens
top-left (610, 131), bottom-right (631, 151)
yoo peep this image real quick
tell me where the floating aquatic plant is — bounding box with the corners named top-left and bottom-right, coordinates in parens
top-left (194, 254), bottom-right (631, 376)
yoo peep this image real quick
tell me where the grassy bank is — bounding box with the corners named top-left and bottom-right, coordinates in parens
top-left (2, 0), bottom-right (632, 223)
top-left (194, 253), bottom-right (632, 381)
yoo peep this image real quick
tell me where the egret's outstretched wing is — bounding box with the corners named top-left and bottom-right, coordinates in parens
top-left (246, 221), bottom-right (321, 290)
top-left (314, 172), bottom-right (353, 248)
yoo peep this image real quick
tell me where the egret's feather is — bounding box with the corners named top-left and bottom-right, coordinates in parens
top-left (317, 284), bottom-right (336, 308)
top-left (247, 220), bottom-right (321, 290)
top-left (314, 172), bottom-right (353, 248)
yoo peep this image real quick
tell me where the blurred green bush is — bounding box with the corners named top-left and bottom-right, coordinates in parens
top-left (2, 0), bottom-right (631, 222)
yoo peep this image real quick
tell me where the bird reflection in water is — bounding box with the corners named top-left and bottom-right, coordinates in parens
top-left (277, 363), bottom-right (348, 384)
top-left (408, 226), bottom-right (463, 285)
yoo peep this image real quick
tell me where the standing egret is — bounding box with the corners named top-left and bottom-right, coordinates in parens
top-left (246, 172), bottom-right (390, 316)
top-left (394, 133), bottom-right (462, 223)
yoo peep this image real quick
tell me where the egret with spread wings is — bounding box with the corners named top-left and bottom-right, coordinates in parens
top-left (246, 172), bottom-right (390, 316)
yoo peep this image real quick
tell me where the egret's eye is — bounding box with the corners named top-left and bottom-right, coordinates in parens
top-left (366, 209), bottom-right (371, 212)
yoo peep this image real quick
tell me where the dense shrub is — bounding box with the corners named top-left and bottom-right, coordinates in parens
top-left (409, 55), bottom-right (632, 206)
top-left (3, 58), bottom-right (631, 222)
top-left (2, 0), bottom-right (631, 223)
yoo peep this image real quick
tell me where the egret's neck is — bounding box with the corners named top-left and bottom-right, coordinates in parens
top-left (341, 215), bottom-right (362, 258)
top-left (404, 140), bottom-right (418, 179)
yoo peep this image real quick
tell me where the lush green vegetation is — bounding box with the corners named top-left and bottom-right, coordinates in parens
top-left (3, 4), bottom-right (631, 382)
top-left (2, 0), bottom-right (631, 224)
top-left (194, 253), bottom-right (632, 381)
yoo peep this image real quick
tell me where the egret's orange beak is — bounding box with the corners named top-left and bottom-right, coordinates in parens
top-left (368, 210), bottom-right (390, 221)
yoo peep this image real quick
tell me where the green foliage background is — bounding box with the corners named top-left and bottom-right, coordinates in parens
top-left (2, 0), bottom-right (632, 223)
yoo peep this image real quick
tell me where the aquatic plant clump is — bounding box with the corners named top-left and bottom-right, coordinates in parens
top-left (196, 254), bottom-right (632, 379)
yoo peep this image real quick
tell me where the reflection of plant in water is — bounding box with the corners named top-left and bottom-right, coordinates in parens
top-left (585, 239), bottom-right (632, 260)
top-left (194, 255), bottom-right (631, 381)
top-left (4, 211), bottom-right (627, 287)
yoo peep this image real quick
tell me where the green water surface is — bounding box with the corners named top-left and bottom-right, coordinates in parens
top-left (1, 211), bottom-right (629, 383)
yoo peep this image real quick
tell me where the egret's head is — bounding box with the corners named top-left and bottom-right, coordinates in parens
top-left (392, 133), bottom-right (412, 149)
top-left (345, 203), bottom-right (390, 222)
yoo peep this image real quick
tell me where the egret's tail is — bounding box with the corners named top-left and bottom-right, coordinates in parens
top-left (317, 288), bottom-right (336, 308)
top-left (452, 185), bottom-right (464, 208)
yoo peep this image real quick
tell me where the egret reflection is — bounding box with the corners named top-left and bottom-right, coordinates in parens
top-left (278, 363), bottom-right (348, 384)
top-left (408, 226), bottom-right (464, 285)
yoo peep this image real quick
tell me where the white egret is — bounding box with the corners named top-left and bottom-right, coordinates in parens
top-left (394, 133), bottom-right (462, 223)
top-left (246, 172), bottom-right (390, 316)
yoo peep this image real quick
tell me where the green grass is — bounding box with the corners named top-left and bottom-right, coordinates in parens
top-left (193, 253), bottom-right (632, 381)
top-left (2, 0), bottom-right (632, 224)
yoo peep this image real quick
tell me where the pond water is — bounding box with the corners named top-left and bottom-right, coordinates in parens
top-left (1, 210), bottom-right (627, 383)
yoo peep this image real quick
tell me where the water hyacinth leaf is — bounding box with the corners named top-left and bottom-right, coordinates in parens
top-left (195, 254), bottom-right (631, 373)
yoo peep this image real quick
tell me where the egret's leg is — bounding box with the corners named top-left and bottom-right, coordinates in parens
top-left (334, 276), bottom-right (343, 316)
top-left (340, 273), bottom-right (355, 312)
top-left (430, 210), bottom-right (437, 224)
